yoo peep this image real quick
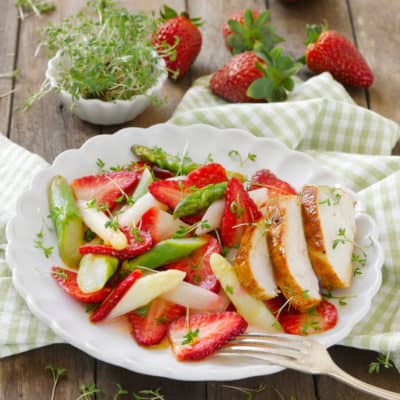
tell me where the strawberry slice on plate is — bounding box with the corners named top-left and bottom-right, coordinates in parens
top-left (266, 295), bottom-right (338, 335)
top-left (71, 171), bottom-right (139, 210)
top-left (79, 227), bottom-right (152, 260)
top-left (164, 234), bottom-right (221, 292)
top-left (148, 179), bottom-right (190, 210)
top-left (249, 169), bottom-right (296, 195)
top-left (168, 311), bottom-right (248, 361)
top-left (187, 163), bottom-right (228, 188)
top-left (139, 207), bottom-right (186, 243)
top-left (51, 266), bottom-right (111, 303)
top-left (127, 298), bottom-right (185, 346)
top-left (90, 269), bottom-right (142, 322)
top-left (221, 178), bottom-right (262, 248)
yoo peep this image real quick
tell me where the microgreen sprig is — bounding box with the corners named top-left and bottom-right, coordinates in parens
top-left (228, 149), bottom-right (257, 168)
top-left (113, 384), bottom-right (128, 400)
top-left (34, 227), bottom-right (54, 258)
top-left (368, 353), bottom-right (394, 374)
top-left (46, 365), bottom-right (67, 400)
top-left (173, 220), bottom-right (210, 238)
top-left (76, 383), bottom-right (102, 400)
top-left (181, 328), bottom-right (200, 345)
top-left (221, 384), bottom-right (266, 400)
top-left (16, 0), bottom-right (55, 20)
top-left (133, 388), bottom-right (165, 400)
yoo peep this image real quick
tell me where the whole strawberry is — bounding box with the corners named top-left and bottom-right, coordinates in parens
top-left (222, 9), bottom-right (283, 54)
top-left (153, 5), bottom-right (202, 80)
top-left (305, 24), bottom-right (373, 88)
top-left (210, 48), bottom-right (300, 103)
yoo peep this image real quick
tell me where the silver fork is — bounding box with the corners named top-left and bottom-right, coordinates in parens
top-left (218, 332), bottom-right (400, 400)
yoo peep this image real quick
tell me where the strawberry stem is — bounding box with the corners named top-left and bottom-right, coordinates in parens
top-left (305, 23), bottom-right (328, 45)
top-left (227, 9), bottom-right (284, 54)
top-left (159, 4), bottom-right (203, 26)
top-left (247, 47), bottom-right (301, 102)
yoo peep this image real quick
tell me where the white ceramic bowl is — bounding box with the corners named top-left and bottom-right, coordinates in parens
top-left (6, 124), bottom-right (384, 381)
top-left (46, 52), bottom-right (167, 125)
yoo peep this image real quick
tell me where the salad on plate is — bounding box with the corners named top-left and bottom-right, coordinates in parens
top-left (46, 144), bottom-right (359, 362)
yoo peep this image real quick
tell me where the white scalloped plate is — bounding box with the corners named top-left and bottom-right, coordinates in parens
top-left (6, 124), bottom-right (384, 381)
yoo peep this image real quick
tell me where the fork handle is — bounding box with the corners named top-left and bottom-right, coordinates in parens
top-left (328, 363), bottom-right (400, 400)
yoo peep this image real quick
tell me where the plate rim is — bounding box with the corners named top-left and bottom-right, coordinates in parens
top-left (5, 123), bottom-right (384, 381)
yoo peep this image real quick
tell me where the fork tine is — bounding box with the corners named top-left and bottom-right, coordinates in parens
top-left (227, 340), bottom-right (301, 359)
top-left (239, 332), bottom-right (306, 345)
top-left (217, 348), bottom-right (300, 370)
top-left (234, 334), bottom-right (307, 351)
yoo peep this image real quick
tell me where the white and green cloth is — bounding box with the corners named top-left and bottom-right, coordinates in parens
top-left (1, 72), bottom-right (400, 368)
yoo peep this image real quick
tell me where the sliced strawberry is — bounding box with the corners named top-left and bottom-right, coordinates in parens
top-left (51, 266), bottom-right (111, 303)
top-left (127, 298), bottom-right (185, 346)
top-left (249, 169), bottom-right (296, 195)
top-left (139, 207), bottom-right (185, 243)
top-left (181, 213), bottom-right (203, 225)
top-left (71, 171), bottom-right (139, 210)
top-left (148, 179), bottom-right (191, 210)
top-left (220, 178), bottom-right (262, 248)
top-left (187, 163), bottom-right (228, 188)
top-left (90, 269), bottom-right (142, 322)
top-left (152, 166), bottom-right (176, 180)
top-left (79, 227), bottom-right (152, 260)
top-left (164, 235), bottom-right (221, 292)
top-left (266, 295), bottom-right (338, 335)
top-left (168, 311), bottom-right (247, 361)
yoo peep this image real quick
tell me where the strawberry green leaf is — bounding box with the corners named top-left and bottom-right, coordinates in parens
top-left (305, 23), bottom-right (327, 45)
top-left (255, 10), bottom-right (270, 26)
top-left (243, 9), bottom-right (255, 27)
top-left (227, 19), bottom-right (247, 35)
top-left (227, 9), bottom-right (284, 55)
top-left (247, 77), bottom-right (274, 100)
top-left (282, 77), bottom-right (295, 91)
top-left (160, 4), bottom-right (178, 20)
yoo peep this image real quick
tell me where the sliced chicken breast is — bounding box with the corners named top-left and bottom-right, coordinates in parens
top-left (301, 185), bottom-right (356, 289)
top-left (266, 194), bottom-right (321, 311)
top-left (235, 219), bottom-right (278, 300)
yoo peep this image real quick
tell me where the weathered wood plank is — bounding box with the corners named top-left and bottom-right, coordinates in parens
top-left (0, 345), bottom-right (94, 400)
top-left (0, 0), bottom-right (18, 135)
top-left (268, 0), bottom-right (367, 107)
top-left (317, 346), bottom-right (400, 399)
top-left (349, 0), bottom-right (400, 121)
top-left (208, 371), bottom-right (316, 400)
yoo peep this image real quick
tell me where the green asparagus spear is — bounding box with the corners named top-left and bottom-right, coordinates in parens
top-left (173, 182), bottom-right (227, 218)
top-left (120, 237), bottom-right (206, 277)
top-left (131, 144), bottom-right (200, 175)
top-left (131, 144), bottom-right (245, 181)
top-left (48, 175), bottom-right (84, 268)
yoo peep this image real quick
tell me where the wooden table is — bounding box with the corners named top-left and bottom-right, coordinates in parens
top-left (1, 0), bottom-right (399, 398)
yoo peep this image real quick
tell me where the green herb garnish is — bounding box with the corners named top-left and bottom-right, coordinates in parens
top-left (24, 1), bottom-right (171, 109)
top-left (181, 328), bottom-right (200, 345)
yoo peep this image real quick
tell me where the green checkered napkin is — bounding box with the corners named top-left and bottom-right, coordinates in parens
top-left (1, 72), bottom-right (400, 369)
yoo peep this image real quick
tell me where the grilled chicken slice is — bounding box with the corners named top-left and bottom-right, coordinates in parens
top-left (301, 185), bottom-right (356, 289)
top-left (266, 194), bottom-right (321, 311)
top-left (235, 219), bottom-right (279, 300)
